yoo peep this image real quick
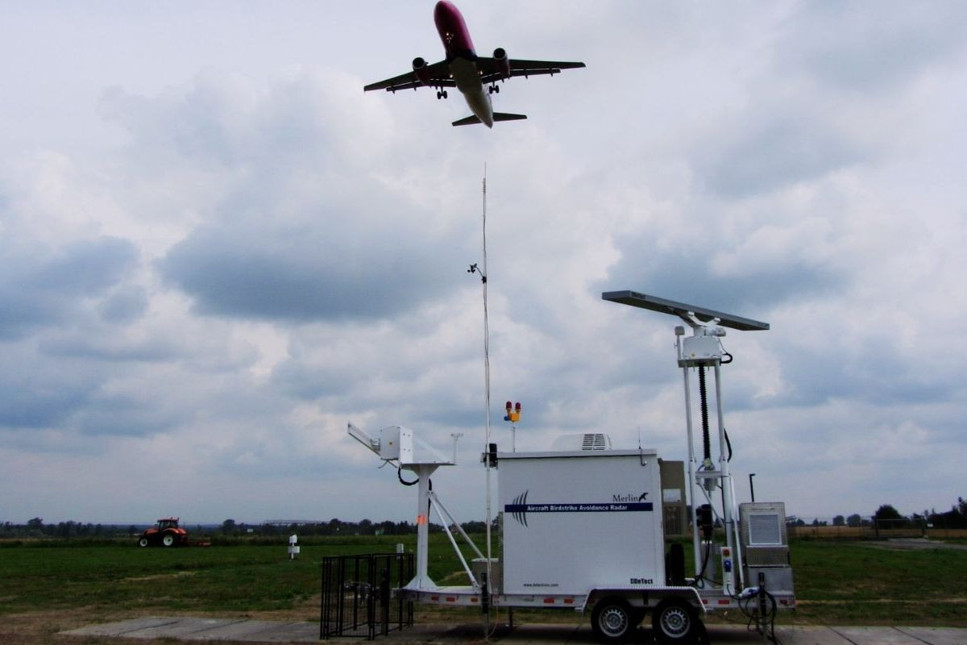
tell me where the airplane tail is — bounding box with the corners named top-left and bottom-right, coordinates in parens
top-left (452, 112), bottom-right (528, 127)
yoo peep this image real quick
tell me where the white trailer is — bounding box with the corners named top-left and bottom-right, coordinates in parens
top-left (347, 290), bottom-right (796, 643)
top-left (499, 449), bottom-right (666, 597)
top-left (496, 446), bottom-right (707, 642)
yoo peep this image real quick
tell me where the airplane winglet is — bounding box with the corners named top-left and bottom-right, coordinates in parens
top-left (451, 113), bottom-right (528, 127)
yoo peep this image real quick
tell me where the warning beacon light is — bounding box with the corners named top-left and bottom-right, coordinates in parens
top-left (504, 401), bottom-right (521, 423)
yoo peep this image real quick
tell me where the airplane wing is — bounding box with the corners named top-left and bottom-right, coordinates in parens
top-left (477, 58), bottom-right (586, 85)
top-left (364, 60), bottom-right (455, 93)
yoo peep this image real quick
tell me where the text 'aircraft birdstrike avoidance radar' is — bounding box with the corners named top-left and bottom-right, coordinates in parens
top-left (364, 1), bottom-right (585, 127)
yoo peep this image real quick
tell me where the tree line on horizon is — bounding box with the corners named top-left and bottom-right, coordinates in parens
top-left (787, 499), bottom-right (967, 529)
top-left (0, 516), bottom-right (489, 540)
top-left (3, 497), bottom-right (964, 539)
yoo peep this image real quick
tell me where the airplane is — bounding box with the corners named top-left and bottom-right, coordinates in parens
top-left (364, 1), bottom-right (585, 128)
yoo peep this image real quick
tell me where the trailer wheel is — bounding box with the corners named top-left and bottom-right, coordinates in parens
top-left (652, 599), bottom-right (699, 644)
top-left (137, 537), bottom-right (149, 548)
top-left (591, 597), bottom-right (634, 642)
top-left (161, 532), bottom-right (177, 547)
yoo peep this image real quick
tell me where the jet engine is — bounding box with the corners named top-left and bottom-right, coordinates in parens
top-left (412, 57), bottom-right (432, 87)
top-left (493, 48), bottom-right (511, 80)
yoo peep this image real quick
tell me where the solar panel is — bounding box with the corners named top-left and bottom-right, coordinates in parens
top-left (601, 290), bottom-right (769, 331)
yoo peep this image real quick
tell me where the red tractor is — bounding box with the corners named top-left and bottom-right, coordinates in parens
top-left (138, 517), bottom-right (189, 547)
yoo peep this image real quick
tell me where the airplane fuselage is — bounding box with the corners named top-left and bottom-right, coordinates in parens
top-left (434, 1), bottom-right (494, 127)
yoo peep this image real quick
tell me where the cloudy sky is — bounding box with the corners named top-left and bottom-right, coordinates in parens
top-left (1, 1), bottom-right (965, 526)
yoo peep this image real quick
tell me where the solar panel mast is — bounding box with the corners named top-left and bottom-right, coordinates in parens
top-left (602, 290), bottom-right (768, 590)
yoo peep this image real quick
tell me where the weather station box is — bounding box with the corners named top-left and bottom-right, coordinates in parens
top-left (498, 448), bottom-right (665, 596)
top-left (680, 335), bottom-right (722, 363)
top-left (379, 426), bottom-right (452, 465)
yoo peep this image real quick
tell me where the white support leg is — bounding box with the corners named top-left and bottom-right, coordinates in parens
top-left (406, 464), bottom-right (439, 590)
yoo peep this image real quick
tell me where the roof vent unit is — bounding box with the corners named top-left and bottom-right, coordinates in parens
top-left (582, 433), bottom-right (611, 450)
top-left (551, 433), bottom-right (612, 451)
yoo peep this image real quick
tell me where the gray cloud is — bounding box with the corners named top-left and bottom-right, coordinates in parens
top-left (159, 221), bottom-right (466, 322)
top-left (97, 287), bottom-right (149, 324)
top-left (38, 334), bottom-right (176, 363)
top-left (0, 375), bottom-right (90, 429)
top-left (696, 116), bottom-right (865, 198)
top-left (102, 72), bottom-right (477, 324)
top-left (778, 2), bottom-right (967, 92)
top-left (601, 232), bottom-right (843, 317)
top-left (0, 237), bottom-right (139, 339)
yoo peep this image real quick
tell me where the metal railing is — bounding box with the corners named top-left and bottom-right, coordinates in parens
top-left (320, 552), bottom-right (414, 640)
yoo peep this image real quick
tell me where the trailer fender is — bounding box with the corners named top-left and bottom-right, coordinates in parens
top-left (585, 587), bottom-right (704, 614)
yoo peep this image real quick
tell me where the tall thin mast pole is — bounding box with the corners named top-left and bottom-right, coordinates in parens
top-left (481, 166), bottom-right (494, 631)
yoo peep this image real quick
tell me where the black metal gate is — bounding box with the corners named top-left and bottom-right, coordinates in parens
top-left (320, 553), bottom-right (414, 640)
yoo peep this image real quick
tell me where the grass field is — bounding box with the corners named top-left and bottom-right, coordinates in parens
top-left (1, 535), bottom-right (966, 643)
top-left (785, 539), bottom-right (967, 625)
